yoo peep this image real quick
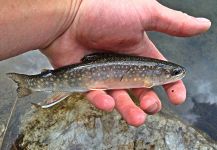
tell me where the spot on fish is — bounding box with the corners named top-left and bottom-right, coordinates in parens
top-left (64, 75), bottom-right (68, 78)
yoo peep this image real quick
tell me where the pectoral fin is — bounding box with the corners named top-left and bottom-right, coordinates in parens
top-left (88, 84), bottom-right (108, 91)
top-left (144, 81), bottom-right (154, 88)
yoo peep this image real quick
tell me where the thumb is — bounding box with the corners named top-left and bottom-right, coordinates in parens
top-left (144, 1), bottom-right (211, 36)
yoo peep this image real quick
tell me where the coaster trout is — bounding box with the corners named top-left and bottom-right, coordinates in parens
top-left (7, 53), bottom-right (186, 98)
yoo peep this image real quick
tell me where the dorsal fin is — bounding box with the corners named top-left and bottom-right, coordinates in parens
top-left (81, 53), bottom-right (119, 62)
top-left (41, 69), bottom-right (50, 73)
top-left (41, 69), bottom-right (52, 74)
top-left (81, 53), bottom-right (104, 62)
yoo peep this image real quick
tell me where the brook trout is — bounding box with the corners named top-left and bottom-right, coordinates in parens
top-left (7, 53), bottom-right (186, 98)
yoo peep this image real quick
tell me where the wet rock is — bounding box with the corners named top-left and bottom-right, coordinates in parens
top-left (12, 94), bottom-right (217, 150)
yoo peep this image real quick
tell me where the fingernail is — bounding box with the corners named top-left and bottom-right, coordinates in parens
top-left (146, 102), bottom-right (158, 114)
top-left (196, 17), bottom-right (211, 23)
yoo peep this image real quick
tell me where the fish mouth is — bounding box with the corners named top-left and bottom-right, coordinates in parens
top-left (181, 67), bottom-right (186, 78)
top-left (170, 66), bottom-right (186, 83)
top-left (175, 67), bottom-right (186, 81)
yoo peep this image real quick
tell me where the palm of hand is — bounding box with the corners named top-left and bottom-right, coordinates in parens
top-left (42, 0), bottom-right (210, 126)
top-left (75, 0), bottom-right (145, 52)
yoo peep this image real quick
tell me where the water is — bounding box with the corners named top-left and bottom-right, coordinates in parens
top-left (0, 0), bottom-right (217, 148)
top-left (149, 0), bottom-right (217, 141)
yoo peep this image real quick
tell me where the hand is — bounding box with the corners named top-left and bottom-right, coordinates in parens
top-left (42, 0), bottom-right (211, 126)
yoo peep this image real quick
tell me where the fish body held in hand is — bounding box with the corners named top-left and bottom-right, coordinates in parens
top-left (7, 53), bottom-right (186, 98)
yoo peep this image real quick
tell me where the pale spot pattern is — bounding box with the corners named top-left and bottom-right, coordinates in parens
top-left (21, 54), bottom-right (185, 93)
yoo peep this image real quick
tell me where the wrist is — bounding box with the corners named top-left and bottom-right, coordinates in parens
top-left (41, 0), bottom-right (83, 48)
top-left (0, 0), bottom-right (82, 60)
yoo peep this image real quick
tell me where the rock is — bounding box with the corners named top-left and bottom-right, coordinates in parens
top-left (9, 94), bottom-right (217, 150)
top-left (0, 124), bottom-right (5, 148)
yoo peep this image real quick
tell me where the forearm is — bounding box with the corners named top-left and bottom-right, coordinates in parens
top-left (0, 0), bottom-right (82, 60)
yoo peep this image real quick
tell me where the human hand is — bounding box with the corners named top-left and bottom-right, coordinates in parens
top-left (42, 0), bottom-right (211, 126)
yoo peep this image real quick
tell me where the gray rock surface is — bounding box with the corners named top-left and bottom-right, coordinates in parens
top-left (0, 124), bottom-right (5, 148)
top-left (10, 94), bottom-right (217, 150)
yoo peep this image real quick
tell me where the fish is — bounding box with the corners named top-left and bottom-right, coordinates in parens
top-left (7, 53), bottom-right (186, 105)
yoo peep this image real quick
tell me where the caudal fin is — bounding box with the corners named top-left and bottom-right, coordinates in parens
top-left (6, 73), bottom-right (32, 98)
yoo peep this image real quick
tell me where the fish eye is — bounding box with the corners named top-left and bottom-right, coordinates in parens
top-left (171, 68), bottom-right (182, 76)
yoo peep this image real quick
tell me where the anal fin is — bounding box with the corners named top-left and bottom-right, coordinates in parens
top-left (34, 92), bottom-right (71, 109)
top-left (17, 87), bottom-right (32, 98)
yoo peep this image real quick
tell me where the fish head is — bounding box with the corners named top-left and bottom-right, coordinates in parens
top-left (159, 63), bottom-right (186, 85)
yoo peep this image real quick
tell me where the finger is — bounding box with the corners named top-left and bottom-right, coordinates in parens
top-left (133, 37), bottom-right (186, 105)
top-left (109, 90), bottom-right (146, 126)
top-left (143, 0), bottom-right (211, 36)
top-left (163, 80), bottom-right (186, 105)
top-left (132, 88), bottom-right (162, 115)
top-left (86, 90), bottom-right (115, 112)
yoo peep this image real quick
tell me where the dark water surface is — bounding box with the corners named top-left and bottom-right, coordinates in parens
top-left (0, 0), bottom-right (217, 148)
top-left (149, 0), bottom-right (217, 141)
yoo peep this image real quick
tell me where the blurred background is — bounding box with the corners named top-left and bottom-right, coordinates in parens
top-left (0, 0), bottom-right (216, 147)
top-left (150, 0), bottom-right (217, 141)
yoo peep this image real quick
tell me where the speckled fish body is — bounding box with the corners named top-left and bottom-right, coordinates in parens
top-left (7, 53), bottom-right (186, 98)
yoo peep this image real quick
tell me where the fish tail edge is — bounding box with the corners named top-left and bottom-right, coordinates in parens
top-left (6, 73), bottom-right (32, 98)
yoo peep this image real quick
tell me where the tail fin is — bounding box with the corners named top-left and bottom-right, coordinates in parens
top-left (6, 73), bottom-right (32, 98)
